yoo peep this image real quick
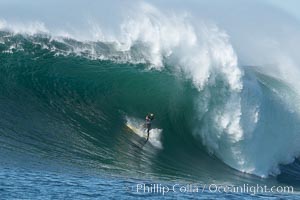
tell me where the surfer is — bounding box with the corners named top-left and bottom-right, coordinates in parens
top-left (145, 113), bottom-right (154, 142)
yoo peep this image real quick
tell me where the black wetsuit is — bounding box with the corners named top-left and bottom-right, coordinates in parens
top-left (145, 116), bottom-right (153, 142)
top-left (146, 118), bottom-right (152, 133)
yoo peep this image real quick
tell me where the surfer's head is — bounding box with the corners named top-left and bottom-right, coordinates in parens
top-left (149, 113), bottom-right (154, 120)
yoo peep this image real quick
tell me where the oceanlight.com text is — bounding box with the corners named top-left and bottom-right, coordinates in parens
top-left (129, 183), bottom-right (294, 195)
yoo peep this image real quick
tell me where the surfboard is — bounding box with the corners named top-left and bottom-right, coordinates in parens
top-left (126, 123), bottom-right (146, 138)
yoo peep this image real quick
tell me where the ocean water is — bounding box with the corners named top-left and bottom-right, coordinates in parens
top-left (1, 0), bottom-right (300, 199)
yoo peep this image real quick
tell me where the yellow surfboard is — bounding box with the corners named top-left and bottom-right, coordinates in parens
top-left (126, 123), bottom-right (146, 138)
top-left (126, 124), bottom-right (140, 133)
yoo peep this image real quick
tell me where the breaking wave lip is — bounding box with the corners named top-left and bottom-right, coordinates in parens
top-left (1, 1), bottom-right (300, 179)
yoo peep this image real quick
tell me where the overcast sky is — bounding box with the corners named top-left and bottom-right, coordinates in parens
top-left (0, 0), bottom-right (300, 23)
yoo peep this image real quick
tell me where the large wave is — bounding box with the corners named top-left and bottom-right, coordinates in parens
top-left (1, 1), bottom-right (300, 179)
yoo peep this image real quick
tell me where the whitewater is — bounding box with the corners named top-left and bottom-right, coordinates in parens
top-left (1, 0), bottom-right (300, 199)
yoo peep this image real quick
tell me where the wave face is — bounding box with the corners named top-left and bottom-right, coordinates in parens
top-left (1, 1), bottom-right (300, 184)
